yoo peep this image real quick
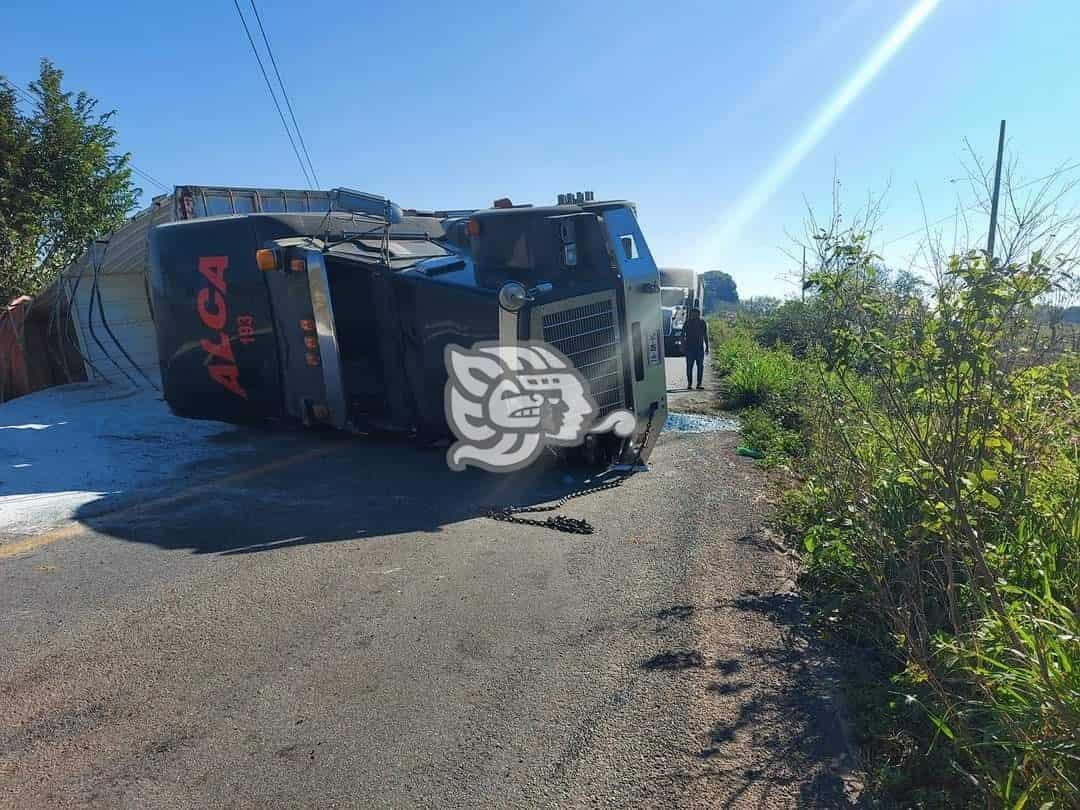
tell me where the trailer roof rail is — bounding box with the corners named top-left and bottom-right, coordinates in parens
top-left (329, 188), bottom-right (403, 225)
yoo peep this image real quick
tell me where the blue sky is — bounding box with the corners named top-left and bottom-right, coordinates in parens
top-left (5, 0), bottom-right (1080, 297)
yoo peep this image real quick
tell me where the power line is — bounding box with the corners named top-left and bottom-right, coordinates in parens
top-left (1, 78), bottom-right (36, 107)
top-left (248, 0), bottom-right (320, 187)
top-left (232, 0), bottom-right (314, 189)
top-left (129, 165), bottom-right (170, 193)
top-left (881, 160), bottom-right (1080, 248)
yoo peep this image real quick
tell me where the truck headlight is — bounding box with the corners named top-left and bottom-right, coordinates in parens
top-left (498, 282), bottom-right (529, 312)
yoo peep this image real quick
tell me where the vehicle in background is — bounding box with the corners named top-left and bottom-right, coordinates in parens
top-left (149, 188), bottom-right (668, 468)
top-left (659, 267), bottom-right (703, 309)
top-left (657, 268), bottom-right (705, 355)
top-left (660, 285), bottom-right (689, 356)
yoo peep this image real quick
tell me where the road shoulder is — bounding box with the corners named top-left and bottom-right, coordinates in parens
top-left (684, 440), bottom-right (863, 807)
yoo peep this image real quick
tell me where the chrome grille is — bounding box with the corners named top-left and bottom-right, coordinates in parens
top-left (540, 297), bottom-right (626, 416)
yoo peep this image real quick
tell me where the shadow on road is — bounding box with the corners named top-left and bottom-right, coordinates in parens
top-left (642, 585), bottom-right (859, 808)
top-left (72, 430), bottom-right (604, 555)
top-left (641, 649), bottom-right (705, 671)
top-left (699, 592), bottom-right (854, 806)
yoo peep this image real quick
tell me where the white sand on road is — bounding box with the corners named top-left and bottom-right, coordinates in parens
top-left (0, 383), bottom-right (232, 537)
top-left (2, 367), bottom-right (733, 540)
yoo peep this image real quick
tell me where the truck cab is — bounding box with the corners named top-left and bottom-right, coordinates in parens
top-left (149, 189), bottom-right (668, 467)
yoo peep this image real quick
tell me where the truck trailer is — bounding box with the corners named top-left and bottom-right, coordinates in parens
top-left (149, 188), bottom-right (668, 468)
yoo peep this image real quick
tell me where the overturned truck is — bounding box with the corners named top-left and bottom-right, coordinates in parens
top-left (150, 188), bottom-right (668, 467)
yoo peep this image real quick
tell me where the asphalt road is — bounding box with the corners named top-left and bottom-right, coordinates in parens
top-left (664, 351), bottom-right (722, 416)
top-left (665, 352), bottom-right (697, 397)
top-left (1, 376), bottom-right (855, 808)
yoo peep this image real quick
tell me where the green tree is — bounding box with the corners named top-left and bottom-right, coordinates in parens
top-left (702, 269), bottom-right (739, 304)
top-left (0, 59), bottom-right (138, 304)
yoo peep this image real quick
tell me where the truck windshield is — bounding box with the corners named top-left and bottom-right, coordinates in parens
top-left (661, 288), bottom-right (686, 307)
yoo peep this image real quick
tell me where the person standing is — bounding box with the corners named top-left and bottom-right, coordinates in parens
top-left (683, 307), bottom-right (708, 390)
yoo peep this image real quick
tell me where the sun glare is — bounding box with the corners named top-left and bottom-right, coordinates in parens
top-left (696, 0), bottom-right (941, 264)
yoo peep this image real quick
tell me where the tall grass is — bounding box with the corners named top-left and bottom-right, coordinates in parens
top-left (710, 319), bottom-right (798, 408)
top-left (710, 320), bottom-right (759, 378)
top-left (710, 319), bottom-right (803, 460)
top-left (724, 352), bottom-right (797, 409)
top-left (714, 252), bottom-right (1080, 807)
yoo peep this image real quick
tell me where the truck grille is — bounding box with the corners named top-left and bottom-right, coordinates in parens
top-left (539, 297), bottom-right (626, 416)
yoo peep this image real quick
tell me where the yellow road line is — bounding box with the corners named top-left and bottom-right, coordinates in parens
top-left (0, 523), bottom-right (85, 560)
top-left (0, 445), bottom-right (337, 561)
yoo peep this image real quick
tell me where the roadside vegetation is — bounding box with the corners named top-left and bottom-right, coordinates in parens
top-left (711, 174), bottom-right (1079, 807)
top-left (1, 59), bottom-right (137, 304)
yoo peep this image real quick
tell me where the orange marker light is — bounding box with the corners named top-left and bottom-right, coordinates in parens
top-left (299, 319), bottom-right (315, 332)
top-left (256, 249), bottom-right (278, 271)
top-left (289, 257), bottom-right (306, 273)
top-left (466, 218), bottom-right (481, 237)
top-left (304, 336), bottom-right (318, 349)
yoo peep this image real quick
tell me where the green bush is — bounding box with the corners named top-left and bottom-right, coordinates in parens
top-left (738, 406), bottom-right (802, 464)
top-left (709, 209), bottom-right (1078, 806)
top-left (780, 244), bottom-right (1080, 807)
top-left (719, 236), bottom-right (1078, 805)
top-left (754, 299), bottom-right (823, 356)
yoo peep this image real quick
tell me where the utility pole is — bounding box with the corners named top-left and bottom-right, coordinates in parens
top-left (801, 245), bottom-right (806, 302)
top-left (986, 119), bottom-right (1006, 261)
